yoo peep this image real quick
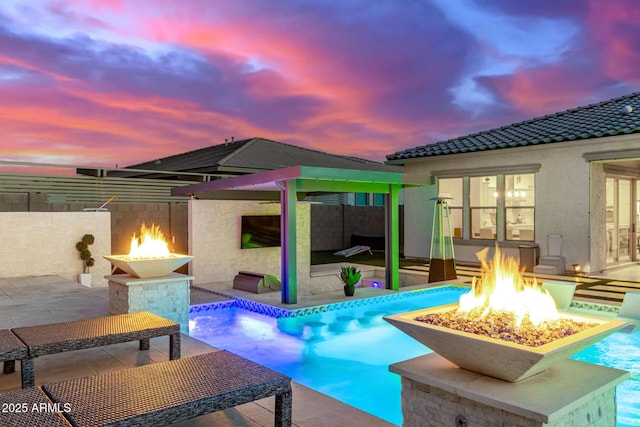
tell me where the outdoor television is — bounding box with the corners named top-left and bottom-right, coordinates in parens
top-left (240, 215), bottom-right (281, 249)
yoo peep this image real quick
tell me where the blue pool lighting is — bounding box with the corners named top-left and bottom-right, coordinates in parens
top-left (190, 286), bottom-right (640, 426)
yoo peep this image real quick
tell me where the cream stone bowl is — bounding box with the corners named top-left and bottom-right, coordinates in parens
top-left (104, 254), bottom-right (192, 279)
top-left (384, 303), bottom-right (627, 382)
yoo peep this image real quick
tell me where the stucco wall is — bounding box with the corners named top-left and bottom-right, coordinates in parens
top-left (0, 195), bottom-right (190, 269)
top-left (401, 134), bottom-right (640, 273)
top-left (188, 200), bottom-right (311, 292)
top-left (0, 212), bottom-right (111, 286)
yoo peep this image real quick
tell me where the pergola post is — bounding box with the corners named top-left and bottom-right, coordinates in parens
top-left (279, 179), bottom-right (298, 304)
top-left (385, 184), bottom-right (401, 291)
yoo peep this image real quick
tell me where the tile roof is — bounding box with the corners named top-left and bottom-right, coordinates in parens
top-left (124, 137), bottom-right (400, 175)
top-left (386, 92), bottom-right (640, 163)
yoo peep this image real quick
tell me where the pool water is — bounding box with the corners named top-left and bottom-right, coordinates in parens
top-left (572, 332), bottom-right (640, 427)
top-left (189, 287), bottom-right (640, 426)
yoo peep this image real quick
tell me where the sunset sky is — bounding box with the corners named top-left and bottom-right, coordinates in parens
top-left (1, 0), bottom-right (639, 170)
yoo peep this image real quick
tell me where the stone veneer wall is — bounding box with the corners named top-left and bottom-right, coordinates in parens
top-left (108, 274), bottom-right (191, 333)
top-left (0, 211), bottom-right (111, 286)
top-left (189, 200), bottom-right (311, 293)
top-left (401, 377), bottom-right (616, 427)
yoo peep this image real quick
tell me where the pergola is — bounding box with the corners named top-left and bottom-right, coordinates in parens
top-left (173, 165), bottom-right (418, 304)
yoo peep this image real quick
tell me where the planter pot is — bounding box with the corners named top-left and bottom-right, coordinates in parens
top-left (343, 285), bottom-right (355, 297)
top-left (78, 273), bottom-right (92, 287)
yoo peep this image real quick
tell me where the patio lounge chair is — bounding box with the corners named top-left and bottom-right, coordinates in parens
top-left (41, 350), bottom-right (292, 426)
top-left (11, 311), bottom-right (180, 388)
top-left (0, 329), bottom-right (28, 376)
top-left (333, 245), bottom-right (373, 257)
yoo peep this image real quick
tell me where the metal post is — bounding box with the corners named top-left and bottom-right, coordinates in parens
top-left (384, 184), bottom-right (401, 291)
top-left (279, 180), bottom-right (297, 304)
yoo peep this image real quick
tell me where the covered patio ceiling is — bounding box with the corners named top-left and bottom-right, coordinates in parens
top-left (172, 165), bottom-right (420, 304)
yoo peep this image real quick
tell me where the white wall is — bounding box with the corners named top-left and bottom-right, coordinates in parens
top-left (0, 212), bottom-right (111, 286)
top-left (401, 134), bottom-right (640, 273)
top-left (189, 200), bottom-right (311, 292)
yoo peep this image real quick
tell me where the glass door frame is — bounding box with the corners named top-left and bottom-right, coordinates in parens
top-left (606, 176), bottom-right (637, 266)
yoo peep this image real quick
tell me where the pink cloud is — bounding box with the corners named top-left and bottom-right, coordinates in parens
top-left (1, 0), bottom-right (640, 168)
top-left (587, 0), bottom-right (640, 84)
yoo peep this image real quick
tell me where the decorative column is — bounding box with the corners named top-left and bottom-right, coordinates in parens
top-left (107, 273), bottom-right (193, 334)
top-left (390, 353), bottom-right (629, 427)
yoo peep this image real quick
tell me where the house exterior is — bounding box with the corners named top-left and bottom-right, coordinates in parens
top-left (386, 92), bottom-right (640, 274)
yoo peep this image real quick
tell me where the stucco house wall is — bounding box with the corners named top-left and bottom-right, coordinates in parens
top-left (188, 200), bottom-right (311, 291)
top-left (0, 211), bottom-right (111, 286)
top-left (401, 133), bottom-right (640, 273)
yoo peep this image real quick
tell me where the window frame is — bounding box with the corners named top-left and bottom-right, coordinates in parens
top-left (436, 169), bottom-right (537, 242)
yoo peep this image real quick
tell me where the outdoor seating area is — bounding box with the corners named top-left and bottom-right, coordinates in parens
top-left (0, 350), bottom-right (292, 427)
top-left (9, 311), bottom-right (180, 388)
top-left (0, 309), bottom-right (295, 426)
top-left (0, 275), bottom-right (392, 427)
top-left (0, 351), bottom-right (292, 427)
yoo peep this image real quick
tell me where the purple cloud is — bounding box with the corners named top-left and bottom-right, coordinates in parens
top-left (0, 0), bottom-right (638, 166)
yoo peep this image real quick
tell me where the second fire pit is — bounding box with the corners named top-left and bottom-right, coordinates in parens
top-left (384, 303), bottom-right (625, 382)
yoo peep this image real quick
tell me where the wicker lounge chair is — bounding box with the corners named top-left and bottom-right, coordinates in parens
top-left (42, 350), bottom-right (292, 426)
top-left (0, 329), bottom-right (29, 378)
top-left (0, 387), bottom-right (70, 426)
top-left (12, 311), bottom-right (180, 388)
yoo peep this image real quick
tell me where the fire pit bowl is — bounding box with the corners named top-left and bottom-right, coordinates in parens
top-left (384, 303), bottom-right (627, 382)
top-left (104, 254), bottom-right (193, 279)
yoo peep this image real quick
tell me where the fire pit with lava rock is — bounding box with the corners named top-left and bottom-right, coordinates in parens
top-left (104, 223), bottom-right (192, 279)
top-left (384, 246), bottom-right (626, 382)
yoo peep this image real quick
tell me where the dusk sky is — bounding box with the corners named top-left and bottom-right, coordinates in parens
top-left (1, 0), bottom-right (640, 170)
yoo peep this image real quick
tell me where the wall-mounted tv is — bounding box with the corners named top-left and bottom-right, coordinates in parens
top-left (241, 215), bottom-right (281, 249)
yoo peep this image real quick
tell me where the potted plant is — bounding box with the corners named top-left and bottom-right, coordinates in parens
top-left (339, 265), bottom-right (361, 296)
top-left (75, 234), bottom-right (95, 286)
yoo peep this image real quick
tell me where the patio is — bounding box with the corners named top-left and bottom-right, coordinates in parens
top-left (0, 275), bottom-right (392, 427)
top-left (0, 264), bottom-right (636, 426)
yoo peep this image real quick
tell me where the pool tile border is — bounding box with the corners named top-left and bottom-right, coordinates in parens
top-left (191, 287), bottom-right (623, 320)
top-left (190, 285), bottom-right (469, 318)
top-left (568, 300), bottom-right (620, 315)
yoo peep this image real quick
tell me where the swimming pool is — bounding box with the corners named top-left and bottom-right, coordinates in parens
top-left (189, 286), bottom-right (640, 426)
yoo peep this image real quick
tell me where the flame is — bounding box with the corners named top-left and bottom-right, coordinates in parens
top-left (128, 223), bottom-right (171, 259)
top-left (459, 246), bottom-right (558, 326)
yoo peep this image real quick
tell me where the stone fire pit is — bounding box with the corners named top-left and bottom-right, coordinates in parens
top-left (384, 303), bottom-right (627, 382)
top-left (104, 254), bottom-right (193, 279)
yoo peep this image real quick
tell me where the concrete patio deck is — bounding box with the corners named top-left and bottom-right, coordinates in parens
top-left (0, 275), bottom-right (393, 427)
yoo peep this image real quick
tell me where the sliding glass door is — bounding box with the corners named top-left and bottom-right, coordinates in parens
top-left (606, 177), bottom-right (635, 266)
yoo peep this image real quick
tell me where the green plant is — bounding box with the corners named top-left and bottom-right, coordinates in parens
top-left (75, 234), bottom-right (95, 274)
top-left (339, 265), bottom-right (361, 287)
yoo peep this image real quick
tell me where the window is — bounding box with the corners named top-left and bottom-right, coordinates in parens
top-left (438, 178), bottom-right (463, 238)
top-left (437, 171), bottom-right (536, 242)
top-left (505, 174), bottom-right (535, 241)
top-left (470, 176), bottom-right (497, 240)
